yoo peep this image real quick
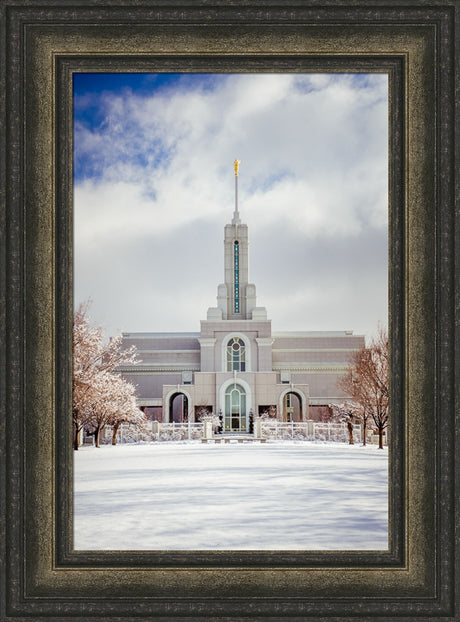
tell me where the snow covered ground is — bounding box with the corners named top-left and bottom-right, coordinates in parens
top-left (73, 441), bottom-right (388, 550)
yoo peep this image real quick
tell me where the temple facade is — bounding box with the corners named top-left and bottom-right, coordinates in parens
top-left (118, 162), bottom-right (365, 432)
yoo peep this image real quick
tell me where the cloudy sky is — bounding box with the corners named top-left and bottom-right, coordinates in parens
top-left (73, 72), bottom-right (388, 340)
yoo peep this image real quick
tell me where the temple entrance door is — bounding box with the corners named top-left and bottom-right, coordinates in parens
top-left (224, 384), bottom-right (247, 433)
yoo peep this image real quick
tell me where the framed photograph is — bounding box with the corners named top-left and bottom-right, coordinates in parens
top-left (72, 70), bottom-right (390, 553)
top-left (1, 1), bottom-right (457, 619)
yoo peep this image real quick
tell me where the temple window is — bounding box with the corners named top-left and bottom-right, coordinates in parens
top-left (226, 337), bottom-right (246, 372)
top-left (234, 241), bottom-right (239, 313)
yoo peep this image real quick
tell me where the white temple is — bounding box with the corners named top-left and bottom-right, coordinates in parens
top-left (119, 161), bottom-right (364, 431)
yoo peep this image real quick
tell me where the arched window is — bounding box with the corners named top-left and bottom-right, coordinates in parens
top-left (224, 384), bottom-right (247, 432)
top-left (226, 337), bottom-right (246, 372)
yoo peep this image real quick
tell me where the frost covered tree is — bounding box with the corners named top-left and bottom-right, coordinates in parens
top-left (73, 301), bottom-right (140, 449)
top-left (107, 377), bottom-right (146, 445)
top-left (195, 404), bottom-right (211, 422)
top-left (329, 401), bottom-right (374, 446)
top-left (85, 372), bottom-right (146, 447)
top-left (196, 405), bottom-right (221, 433)
top-left (329, 402), bottom-right (361, 444)
top-left (338, 326), bottom-right (389, 449)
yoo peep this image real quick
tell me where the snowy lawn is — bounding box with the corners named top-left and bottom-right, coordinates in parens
top-left (74, 441), bottom-right (388, 550)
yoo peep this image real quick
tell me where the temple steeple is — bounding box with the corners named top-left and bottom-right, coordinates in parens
top-left (206, 161), bottom-right (267, 321)
top-left (232, 159), bottom-right (241, 225)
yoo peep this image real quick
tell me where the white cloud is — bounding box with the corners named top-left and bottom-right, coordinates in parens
top-left (74, 73), bottom-right (388, 338)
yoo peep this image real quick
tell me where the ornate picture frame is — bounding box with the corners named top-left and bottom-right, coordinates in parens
top-left (1, 1), bottom-right (457, 619)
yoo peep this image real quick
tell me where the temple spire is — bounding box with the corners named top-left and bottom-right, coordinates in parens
top-left (232, 159), bottom-right (241, 225)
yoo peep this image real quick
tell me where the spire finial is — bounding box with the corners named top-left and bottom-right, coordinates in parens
top-left (232, 159), bottom-right (241, 225)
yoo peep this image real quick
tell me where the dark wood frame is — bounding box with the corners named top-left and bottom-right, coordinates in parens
top-left (1, 1), bottom-right (457, 619)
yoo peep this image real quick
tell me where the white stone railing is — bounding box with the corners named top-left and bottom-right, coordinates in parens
top-left (96, 420), bottom-right (383, 445)
top-left (259, 420), bottom-right (362, 444)
top-left (153, 422), bottom-right (203, 442)
top-left (99, 421), bottom-right (203, 444)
